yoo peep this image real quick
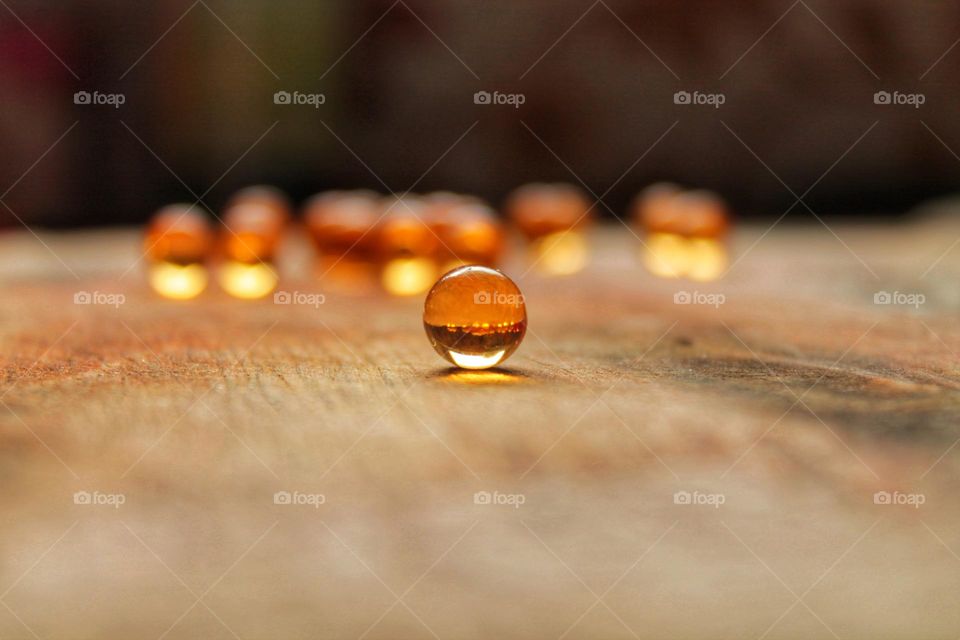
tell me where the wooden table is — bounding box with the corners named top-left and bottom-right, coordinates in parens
top-left (1, 218), bottom-right (959, 639)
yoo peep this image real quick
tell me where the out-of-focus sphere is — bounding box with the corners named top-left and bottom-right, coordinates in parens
top-left (669, 190), bottom-right (730, 238)
top-left (225, 185), bottom-right (292, 222)
top-left (304, 190), bottom-right (381, 261)
top-left (145, 204), bottom-right (213, 299)
top-left (222, 202), bottom-right (286, 263)
top-left (144, 204), bottom-right (213, 265)
top-left (428, 202), bottom-right (503, 269)
top-left (632, 182), bottom-right (683, 231)
top-left (505, 183), bottom-right (592, 240)
top-left (376, 205), bottom-right (438, 259)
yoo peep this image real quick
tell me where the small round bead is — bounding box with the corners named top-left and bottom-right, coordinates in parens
top-left (217, 203), bottom-right (284, 299)
top-left (144, 204), bottom-right (212, 264)
top-left (144, 204), bottom-right (213, 299)
top-left (375, 199), bottom-right (439, 296)
top-left (376, 197), bottom-right (437, 255)
top-left (637, 187), bottom-right (730, 281)
top-left (225, 185), bottom-right (292, 222)
top-left (304, 190), bottom-right (381, 261)
top-left (423, 265), bottom-right (526, 369)
top-left (423, 192), bottom-right (482, 244)
top-left (504, 183), bottom-right (592, 240)
top-left (221, 202), bottom-right (286, 263)
top-left (428, 201), bottom-right (503, 268)
top-left (422, 191), bottom-right (484, 219)
top-left (667, 190), bottom-right (730, 238)
top-left (638, 187), bottom-right (729, 238)
top-left (631, 182), bottom-right (682, 231)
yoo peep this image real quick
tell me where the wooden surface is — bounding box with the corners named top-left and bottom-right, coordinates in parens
top-left (2, 217), bottom-right (960, 639)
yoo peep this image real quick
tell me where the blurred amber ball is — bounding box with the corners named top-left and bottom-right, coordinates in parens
top-left (376, 198), bottom-right (438, 258)
top-left (225, 185), bottom-right (292, 223)
top-left (504, 183), bottom-right (592, 240)
top-left (631, 182), bottom-right (682, 230)
top-left (304, 190), bottom-right (381, 261)
top-left (221, 203), bottom-right (287, 263)
top-left (426, 200), bottom-right (503, 268)
top-left (144, 204), bottom-right (213, 264)
top-left (668, 190), bottom-right (730, 238)
top-left (636, 187), bottom-right (730, 239)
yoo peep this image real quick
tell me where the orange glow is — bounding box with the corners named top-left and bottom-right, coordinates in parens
top-left (686, 238), bottom-right (727, 282)
top-left (531, 230), bottom-right (589, 276)
top-left (381, 256), bottom-right (437, 296)
top-left (643, 232), bottom-right (689, 279)
top-left (218, 260), bottom-right (279, 299)
top-left (432, 369), bottom-right (527, 385)
top-left (642, 233), bottom-right (726, 282)
top-left (148, 261), bottom-right (209, 300)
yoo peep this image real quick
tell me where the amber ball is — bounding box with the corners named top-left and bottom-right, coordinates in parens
top-left (427, 202), bottom-right (503, 267)
top-left (376, 197), bottom-right (438, 258)
top-left (225, 185), bottom-right (292, 223)
top-left (637, 187), bottom-right (729, 238)
top-left (423, 265), bottom-right (526, 369)
top-left (631, 182), bottom-right (683, 230)
top-left (504, 183), bottom-right (592, 240)
top-left (303, 190), bottom-right (381, 260)
top-left (144, 204), bottom-right (213, 264)
top-left (221, 202), bottom-right (287, 263)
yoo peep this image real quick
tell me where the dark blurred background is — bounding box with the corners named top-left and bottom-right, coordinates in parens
top-left (1, 0), bottom-right (958, 228)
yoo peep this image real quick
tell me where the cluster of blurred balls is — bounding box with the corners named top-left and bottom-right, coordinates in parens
top-left (143, 181), bottom-right (729, 301)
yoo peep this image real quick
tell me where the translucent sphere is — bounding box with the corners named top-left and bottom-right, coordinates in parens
top-left (423, 265), bottom-right (526, 369)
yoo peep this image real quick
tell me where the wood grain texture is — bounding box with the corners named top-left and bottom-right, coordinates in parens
top-left (1, 219), bottom-right (960, 639)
